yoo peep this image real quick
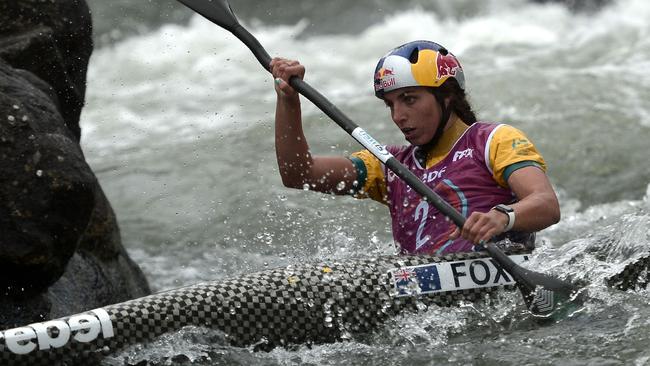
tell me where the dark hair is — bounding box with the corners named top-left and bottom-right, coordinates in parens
top-left (431, 79), bottom-right (477, 125)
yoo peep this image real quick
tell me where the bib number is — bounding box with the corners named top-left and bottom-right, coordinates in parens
top-left (414, 201), bottom-right (430, 250)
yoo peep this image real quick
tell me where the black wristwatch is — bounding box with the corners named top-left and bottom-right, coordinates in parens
top-left (492, 204), bottom-right (515, 232)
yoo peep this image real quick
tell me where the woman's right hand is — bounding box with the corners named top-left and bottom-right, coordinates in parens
top-left (270, 57), bottom-right (305, 98)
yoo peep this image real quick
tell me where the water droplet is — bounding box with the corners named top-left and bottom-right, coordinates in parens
top-left (336, 181), bottom-right (346, 191)
top-left (35, 170), bottom-right (43, 177)
top-left (302, 183), bottom-right (310, 191)
top-left (278, 194), bottom-right (287, 201)
top-left (7, 115), bottom-right (15, 122)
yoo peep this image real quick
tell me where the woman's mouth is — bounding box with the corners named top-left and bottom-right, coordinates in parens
top-left (401, 127), bottom-right (416, 139)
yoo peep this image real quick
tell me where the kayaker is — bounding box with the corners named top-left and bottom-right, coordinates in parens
top-left (270, 40), bottom-right (560, 254)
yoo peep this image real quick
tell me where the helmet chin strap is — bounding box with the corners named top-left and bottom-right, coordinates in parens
top-left (414, 93), bottom-right (451, 167)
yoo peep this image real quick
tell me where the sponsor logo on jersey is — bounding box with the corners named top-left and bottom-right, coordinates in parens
top-left (421, 167), bottom-right (446, 183)
top-left (511, 138), bottom-right (530, 149)
top-left (452, 148), bottom-right (473, 162)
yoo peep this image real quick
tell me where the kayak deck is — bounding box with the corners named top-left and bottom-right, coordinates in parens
top-left (0, 247), bottom-right (539, 365)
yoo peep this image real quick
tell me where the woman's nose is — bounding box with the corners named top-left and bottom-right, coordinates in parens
top-left (391, 103), bottom-right (406, 125)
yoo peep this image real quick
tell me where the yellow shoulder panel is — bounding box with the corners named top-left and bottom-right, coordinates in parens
top-left (488, 125), bottom-right (547, 188)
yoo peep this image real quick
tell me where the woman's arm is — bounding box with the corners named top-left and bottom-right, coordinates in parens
top-left (504, 166), bottom-right (561, 232)
top-left (271, 58), bottom-right (358, 194)
top-left (451, 166), bottom-right (560, 244)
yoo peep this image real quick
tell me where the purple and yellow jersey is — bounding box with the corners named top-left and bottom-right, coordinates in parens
top-left (350, 120), bottom-right (546, 255)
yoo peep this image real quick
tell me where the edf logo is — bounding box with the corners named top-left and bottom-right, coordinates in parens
top-left (422, 167), bottom-right (446, 183)
top-left (453, 148), bottom-right (473, 162)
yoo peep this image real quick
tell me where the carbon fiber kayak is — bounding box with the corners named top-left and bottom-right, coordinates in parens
top-left (2, 248), bottom-right (537, 365)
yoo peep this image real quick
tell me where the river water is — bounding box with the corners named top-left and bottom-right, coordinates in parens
top-left (80, 0), bottom-right (650, 364)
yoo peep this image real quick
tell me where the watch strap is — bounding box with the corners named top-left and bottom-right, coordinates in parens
top-left (492, 204), bottom-right (515, 232)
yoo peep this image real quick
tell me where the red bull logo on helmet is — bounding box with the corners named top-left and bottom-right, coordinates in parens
top-left (374, 67), bottom-right (396, 92)
top-left (410, 49), bottom-right (464, 89)
top-left (436, 52), bottom-right (460, 81)
top-left (374, 67), bottom-right (395, 79)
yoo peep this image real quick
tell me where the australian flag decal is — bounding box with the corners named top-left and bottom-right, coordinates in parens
top-left (392, 264), bottom-right (442, 297)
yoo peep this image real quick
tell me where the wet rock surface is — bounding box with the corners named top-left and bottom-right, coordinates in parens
top-left (0, 0), bottom-right (150, 328)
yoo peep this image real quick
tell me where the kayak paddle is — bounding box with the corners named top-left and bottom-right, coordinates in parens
top-left (176, 0), bottom-right (583, 318)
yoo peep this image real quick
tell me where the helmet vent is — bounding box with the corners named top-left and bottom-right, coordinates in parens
top-left (408, 48), bottom-right (419, 64)
top-left (439, 47), bottom-right (449, 55)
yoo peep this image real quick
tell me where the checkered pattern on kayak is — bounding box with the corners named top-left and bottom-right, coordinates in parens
top-left (1, 249), bottom-right (529, 365)
top-left (607, 255), bottom-right (650, 291)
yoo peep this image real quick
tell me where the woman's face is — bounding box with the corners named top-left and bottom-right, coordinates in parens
top-left (383, 86), bottom-right (442, 146)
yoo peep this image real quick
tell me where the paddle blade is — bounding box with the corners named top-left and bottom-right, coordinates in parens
top-left (513, 266), bottom-right (584, 319)
top-left (484, 243), bottom-right (582, 318)
top-left (177, 0), bottom-right (239, 29)
top-left (176, 0), bottom-right (272, 71)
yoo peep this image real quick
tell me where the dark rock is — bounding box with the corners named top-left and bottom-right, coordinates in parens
top-left (0, 0), bottom-right (94, 141)
top-left (0, 59), bottom-right (95, 295)
top-left (0, 0), bottom-right (150, 329)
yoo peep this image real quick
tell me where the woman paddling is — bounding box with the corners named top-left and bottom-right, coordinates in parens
top-left (270, 40), bottom-right (560, 254)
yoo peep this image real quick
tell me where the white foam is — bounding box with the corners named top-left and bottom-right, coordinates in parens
top-left (82, 0), bottom-right (650, 157)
